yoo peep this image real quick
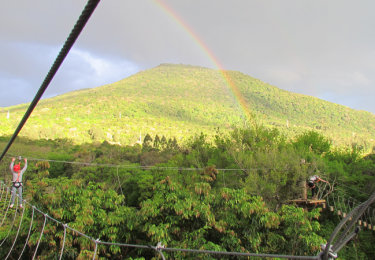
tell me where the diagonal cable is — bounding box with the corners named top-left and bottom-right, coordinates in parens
top-left (0, 0), bottom-right (101, 163)
top-left (322, 190), bottom-right (375, 259)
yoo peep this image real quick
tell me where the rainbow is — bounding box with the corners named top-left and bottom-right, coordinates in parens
top-left (153, 0), bottom-right (253, 122)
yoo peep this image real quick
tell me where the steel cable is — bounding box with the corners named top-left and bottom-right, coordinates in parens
top-left (324, 190), bottom-right (375, 258)
top-left (0, 0), bottom-right (101, 163)
top-left (0, 189), bottom-right (12, 227)
top-left (115, 166), bottom-right (125, 200)
top-left (5, 203), bottom-right (26, 260)
top-left (0, 182), bottom-right (5, 201)
top-left (59, 224), bottom-right (67, 260)
top-left (32, 213), bottom-right (47, 260)
top-left (92, 239), bottom-right (99, 260)
top-left (18, 206), bottom-right (35, 260)
top-left (1, 187), bottom-right (9, 215)
top-left (0, 199), bottom-right (19, 247)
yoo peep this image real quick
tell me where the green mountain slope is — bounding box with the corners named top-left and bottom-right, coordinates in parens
top-left (1, 64), bottom-right (374, 146)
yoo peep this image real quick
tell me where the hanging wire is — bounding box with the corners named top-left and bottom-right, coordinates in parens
top-left (0, 165), bottom-right (372, 259)
top-left (18, 206), bottom-right (35, 260)
top-left (154, 242), bottom-right (166, 260)
top-left (346, 198), bottom-right (353, 215)
top-left (222, 170), bottom-right (226, 188)
top-left (338, 195), bottom-right (346, 218)
top-left (332, 194), bottom-right (337, 211)
top-left (115, 166), bottom-right (125, 199)
top-left (0, 181), bottom-right (5, 201)
top-left (5, 203), bottom-right (26, 260)
top-left (326, 189), bottom-right (333, 210)
top-left (339, 196), bottom-right (347, 217)
top-left (316, 181), bottom-right (327, 200)
top-left (0, 181), bottom-right (320, 260)
top-left (323, 190), bottom-right (375, 259)
top-left (0, 187), bottom-right (9, 214)
top-left (0, 198), bottom-right (19, 247)
top-left (4, 154), bottom-right (282, 173)
top-left (32, 213), bottom-right (47, 260)
top-left (364, 207), bottom-right (371, 230)
top-left (59, 224), bottom-right (68, 260)
top-left (92, 238), bottom-right (100, 260)
top-left (0, 189), bottom-right (12, 227)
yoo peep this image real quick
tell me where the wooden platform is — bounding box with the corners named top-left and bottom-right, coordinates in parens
top-left (288, 199), bottom-right (326, 206)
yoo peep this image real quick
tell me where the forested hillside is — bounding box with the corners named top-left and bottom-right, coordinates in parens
top-left (1, 64), bottom-right (374, 148)
top-left (0, 126), bottom-right (374, 259)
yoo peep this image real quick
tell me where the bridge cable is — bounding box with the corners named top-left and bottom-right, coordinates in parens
top-left (0, 0), bottom-right (101, 163)
top-left (322, 190), bottom-right (375, 259)
top-left (0, 182), bottom-right (320, 260)
top-left (0, 182), bottom-right (5, 202)
top-left (0, 199), bottom-right (19, 247)
top-left (59, 224), bottom-right (68, 260)
top-left (4, 154), bottom-right (300, 172)
top-left (5, 203), bottom-right (26, 260)
top-left (33, 214), bottom-right (47, 260)
top-left (0, 189), bottom-right (12, 227)
top-left (18, 206), bottom-right (35, 260)
top-left (116, 166), bottom-right (125, 200)
top-left (92, 238), bottom-right (100, 260)
top-left (0, 187), bottom-right (9, 218)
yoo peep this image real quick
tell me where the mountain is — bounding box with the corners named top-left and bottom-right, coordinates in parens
top-left (1, 64), bottom-right (374, 147)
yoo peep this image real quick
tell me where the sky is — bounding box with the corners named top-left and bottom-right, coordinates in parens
top-left (0, 0), bottom-right (374, 114)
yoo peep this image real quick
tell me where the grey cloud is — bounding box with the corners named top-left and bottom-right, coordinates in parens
top-left (1, 0), bottom-right (375, 114)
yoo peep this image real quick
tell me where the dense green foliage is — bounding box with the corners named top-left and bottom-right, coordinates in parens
top-left (0, 64), bottom-right (374, 258)
top-left (0, 126), bottom-right (374, 259)
top-left (1, 64), bottom-right (374, 148)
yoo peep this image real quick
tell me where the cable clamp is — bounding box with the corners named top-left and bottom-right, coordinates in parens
top-left (156, 242), bottom-right (165, 250)
top-left (320, 244), bottom-right (338, 259)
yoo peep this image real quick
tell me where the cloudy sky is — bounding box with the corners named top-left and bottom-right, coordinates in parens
top-left (1, 0), bottom-right (374, 114)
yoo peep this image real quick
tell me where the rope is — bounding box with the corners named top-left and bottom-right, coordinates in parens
top-left (0, 184), bottom-right (320, 260)
top-left (317, 181), bottom-right (327, 200)
top-left (1, 181), bottom-right (372, 259)
top-left (1, 187), bottom-right (9, 214)
top-left (0, 198), bottom-right (19, 247)
top-left (97, 240), bottom-right (318, 259)
top-left (115, 166), bottom-right (125, 199)
top-left (154, 242), bottom-right (166, 260)
top-left (59, 224), bottom-right (67, 260)
top-left (92, 238), bottom-right (100, 260)
top-left (18, 206), bottom-right (35, 260)
top-left (5, 155), bottom-right (281, 172)
top-left (0, 188), bottom-right (12, 227)
top-left (5, 203), bottom-right (26, 260)
top-left (331, 193), bottom-right (337, 212)
top-left (339, 195), bottom-right (346, 216)
top-left (32, 213), bottom-right (47, 260)
top-left (323, 190), bottom-right (375, 259)
top-left (364, 208), bottom-right (371, 229)
top-left (0, 0), bottom-right (101, 163)
top-left (346, 198), bottom-right (353, 215)
top-left (331, 227), bottom-right (360, 254)
top-left (0, 181), bottom-right (5, 201)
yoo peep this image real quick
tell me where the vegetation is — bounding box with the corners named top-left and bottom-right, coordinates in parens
top-left (0, 125), bottom-right (374, 259)
top-left (0, 64), bottom-right (374, 258)
top-left (0, 64), bottom-right (374, 149)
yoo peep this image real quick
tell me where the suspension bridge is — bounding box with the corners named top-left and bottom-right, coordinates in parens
top-left (0, 0), bottom-right (374, 259)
